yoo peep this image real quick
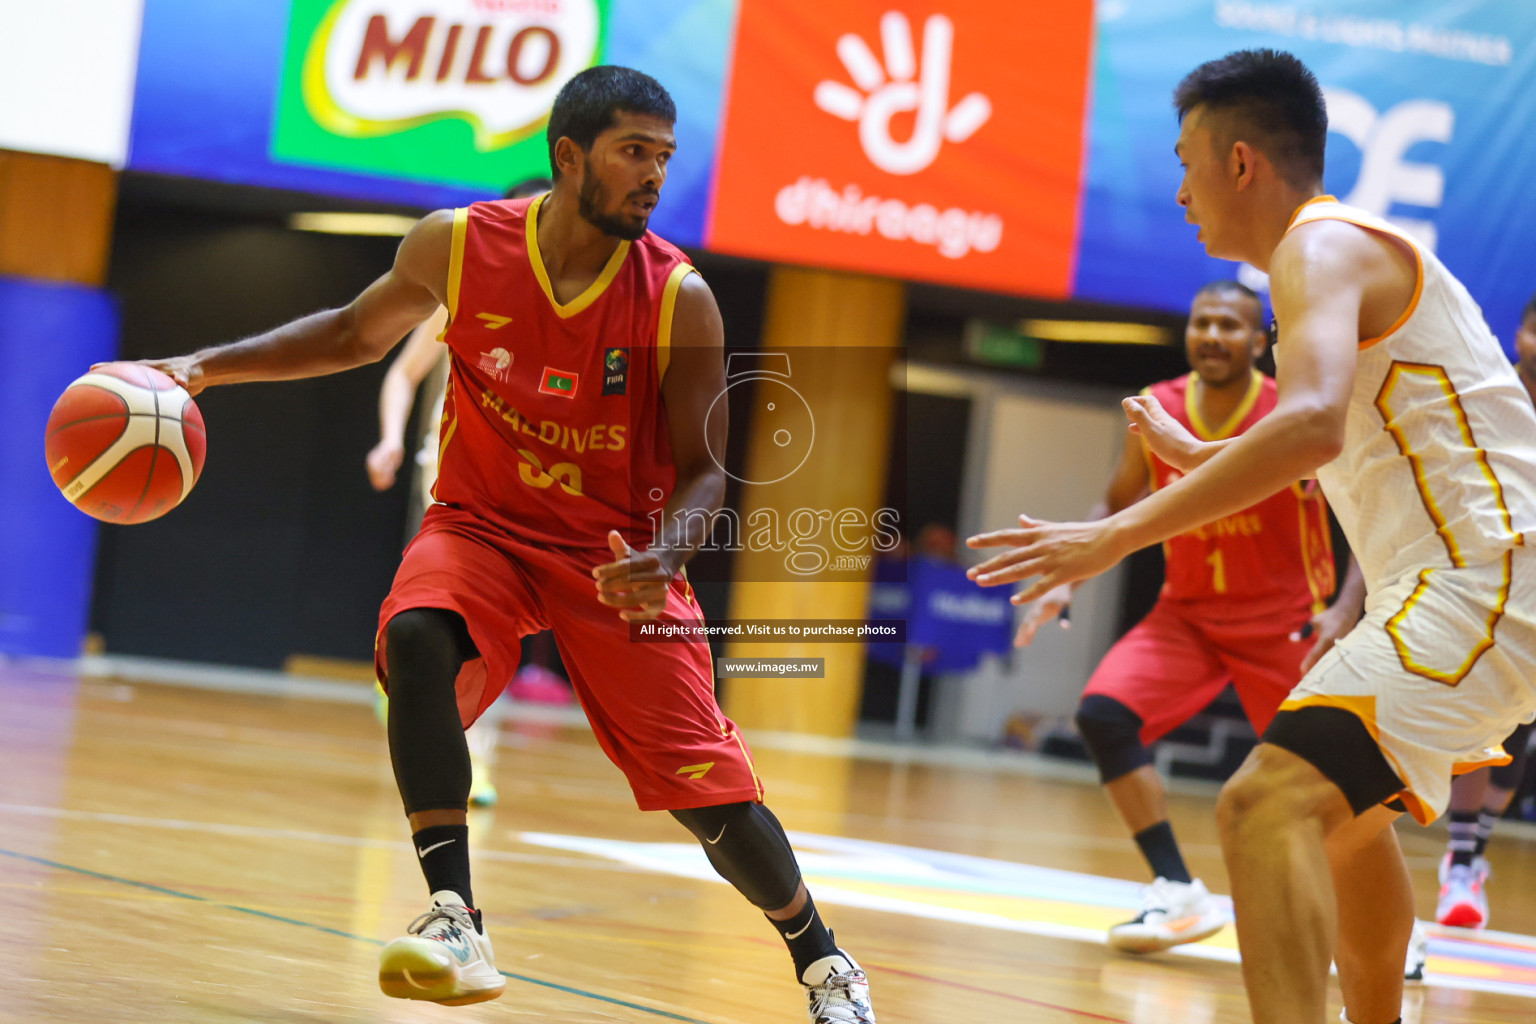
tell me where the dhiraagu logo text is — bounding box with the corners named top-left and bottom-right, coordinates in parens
top-left (273, 0), bottom-right (609, 190)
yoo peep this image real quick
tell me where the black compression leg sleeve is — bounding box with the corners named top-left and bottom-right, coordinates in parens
top-left (1263, 707), bottom-right (1405, 816)
top-left (385, 608), bottom-right (479, 815)
top-left (671, 802), bottom-right (803, 910)
top-left (1075, 695), bottom-right (1152, 784)
top-left (1490, 720), bottom-right (1533, 791)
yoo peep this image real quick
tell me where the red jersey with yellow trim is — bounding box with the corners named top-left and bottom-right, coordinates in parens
top-left (430, 194), bottom-right (695, 549)
top-left (1146, 371), bottom-right (1335, 619)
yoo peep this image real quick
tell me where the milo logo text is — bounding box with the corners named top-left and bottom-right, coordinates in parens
top-left (301, 0), bottom-right (603, 150)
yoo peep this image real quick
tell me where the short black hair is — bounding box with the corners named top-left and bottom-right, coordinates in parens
top-left (1194, 279), bottom-right (1265, 331)
top-left (504, 176), bottom-right (552, 200)
top-left (546, 66), bottom-right (675, 180)
top-left (1173, 49), bottom-right (1327, 190)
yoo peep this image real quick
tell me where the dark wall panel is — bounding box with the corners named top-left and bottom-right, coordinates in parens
top-left (94, 208), bottom-right (411, 667)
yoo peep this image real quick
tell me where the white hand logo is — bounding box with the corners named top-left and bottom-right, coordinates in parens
top-left (814, 12), bottom-right (991, 176)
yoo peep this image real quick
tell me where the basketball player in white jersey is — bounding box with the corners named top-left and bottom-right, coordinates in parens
top-left (966, 50), bottom-right (1536, 1024)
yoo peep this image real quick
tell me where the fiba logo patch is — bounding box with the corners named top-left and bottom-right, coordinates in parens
top-left (602, 348), bottom-right (629, 396)
top-left (478, 347), bottom-right (512, 382)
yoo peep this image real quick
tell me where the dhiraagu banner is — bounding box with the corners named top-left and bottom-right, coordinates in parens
top-left (272, 0), bottom-right (611, 191)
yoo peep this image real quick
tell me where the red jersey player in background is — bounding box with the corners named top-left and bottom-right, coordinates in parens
top-left (1014, 281), bottom-right (1360, 953)
top-left (142, 67), bottom-right (876, 1024)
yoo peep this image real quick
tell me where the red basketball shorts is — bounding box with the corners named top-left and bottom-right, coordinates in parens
top-left (374, 505), bottom-right (762, 811)
top-left (1082, 599), bottom-right (1311, 742)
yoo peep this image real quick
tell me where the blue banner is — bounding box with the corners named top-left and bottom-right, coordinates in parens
top-left (0, 278), bottom-right (119, 659)
top-left (865, 555), bottom-right (911, 668)
top-left (867, 557), bottom-right (1015, 674)
top-left (1077, 1), bottom-right (1536, 354)
top-left (126, 0), bottom-right (736, 247)
top-left (907, 559), bottom-right (1015, 674)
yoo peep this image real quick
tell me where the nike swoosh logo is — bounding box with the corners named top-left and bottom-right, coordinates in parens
top-left (706, 825), bottom-right (727, 845)
top-left (1162, 914), bottom-right (1208, 933)
top-left (784, 914), bottom-right (816, 940)
top-left (416, 839), bottom-right (455, 858)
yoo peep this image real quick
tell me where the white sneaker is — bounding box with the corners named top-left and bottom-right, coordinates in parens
top-left (1436, 853), bottom-right (1489, 928)
top-left (379, 891), bottom-right (505, 1005)
top-left (1108, 877), bottom-right (1227, 953)
top-left (1404, 918), bottom-right (1428, 982)
top-left (802, 949), bottom-right (876, 1024)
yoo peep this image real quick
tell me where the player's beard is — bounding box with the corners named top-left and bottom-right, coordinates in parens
top-left (577, 159), bottom-right (653, 241)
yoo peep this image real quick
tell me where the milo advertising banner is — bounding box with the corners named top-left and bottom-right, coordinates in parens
top-left (128, 0), bottom-right (735, 243)
top-left (272, 0), bottom-right (609, 191)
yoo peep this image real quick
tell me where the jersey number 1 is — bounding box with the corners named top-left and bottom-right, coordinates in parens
top-left (1206, 548), bottom-right (1227, 594)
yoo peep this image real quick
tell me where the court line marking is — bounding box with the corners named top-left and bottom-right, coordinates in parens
top-left (0, 845), bottom-right (721, 1024)
top-left (519, 831), bottom-right (1536, 1002)
top-left (0, 802), bottom-right (656, 873)
top-left (876, 962), bottom-right (1128, 1022)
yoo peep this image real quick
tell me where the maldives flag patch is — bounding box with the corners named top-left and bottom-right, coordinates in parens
top-left (538, 367), bottom-right (580, 398)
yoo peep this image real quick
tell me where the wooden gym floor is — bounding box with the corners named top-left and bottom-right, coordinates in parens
top-left (0, 660), bottom-right (1533, 1023)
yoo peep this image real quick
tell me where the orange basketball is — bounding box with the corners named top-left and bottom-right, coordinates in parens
top-left (44, 362), bottom-right (207, 524)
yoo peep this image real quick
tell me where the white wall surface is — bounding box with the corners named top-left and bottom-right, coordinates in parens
top-left (0, 1), bottom-right (145, 166)
top-left (907, 365), bottom-right (1132, 743)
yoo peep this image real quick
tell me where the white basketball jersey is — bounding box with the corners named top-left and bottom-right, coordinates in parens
top-left (1287, 197), bottom-right (1536, 595)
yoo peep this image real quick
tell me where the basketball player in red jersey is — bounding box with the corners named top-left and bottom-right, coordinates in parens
top-left (1016, 280), bottom-right (1354, 953)
top-left (141, 67), bottom-right (876, 1023)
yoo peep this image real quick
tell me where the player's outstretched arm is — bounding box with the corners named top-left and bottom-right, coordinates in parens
top-left (969, 225), bottom-right (1370, 605)
top-left (593, 272), bottom-right (727, 621)
top-left (367, 306), bottom-right (449, 491)
top-left (143, 210), bottom-right (454, 395)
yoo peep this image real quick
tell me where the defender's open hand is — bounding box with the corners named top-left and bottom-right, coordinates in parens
top-left (967, 514), bottom-right (1129, 607)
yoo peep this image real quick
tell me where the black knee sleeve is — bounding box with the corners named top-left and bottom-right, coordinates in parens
top-left (671, 802), bottom-right (802, 910)
top-left (385, 608), bottom-right (479, 815)
top-left (1262, 706), bottom-right (1405, 816)
top-left (1490, 720), bottom-right (1534, 791)
top-left (1075, 695), bottom-right (1151, 783)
